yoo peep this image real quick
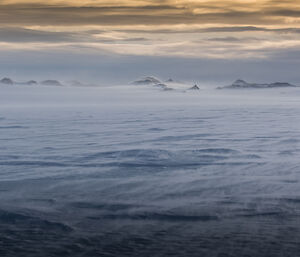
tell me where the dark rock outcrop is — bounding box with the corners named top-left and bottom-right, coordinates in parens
top-left (188, 85), bottom-right (200, 90)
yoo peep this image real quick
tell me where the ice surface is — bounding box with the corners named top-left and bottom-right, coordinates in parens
top-left (0, 84), bottom-right (300, 256)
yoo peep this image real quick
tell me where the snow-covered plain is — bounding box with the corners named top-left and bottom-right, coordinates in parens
top-left (0, 84), bottom-right (300, 256)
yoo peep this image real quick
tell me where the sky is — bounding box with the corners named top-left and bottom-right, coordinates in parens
top-left (1, 0), bottom-right (300, 84)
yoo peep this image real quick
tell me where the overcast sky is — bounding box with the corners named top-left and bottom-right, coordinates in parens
top-left (1, 0), bottom-right (300, 84)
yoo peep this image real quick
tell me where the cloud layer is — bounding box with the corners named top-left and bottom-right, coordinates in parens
top-left (0, 0), bottom-right (300, 82)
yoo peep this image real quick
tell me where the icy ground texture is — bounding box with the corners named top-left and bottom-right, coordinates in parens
top-left (0, 85), bottom-right (300, 256)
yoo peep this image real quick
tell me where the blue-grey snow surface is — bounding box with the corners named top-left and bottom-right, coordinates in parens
top-left (0, 84), bottom-right (300, 257)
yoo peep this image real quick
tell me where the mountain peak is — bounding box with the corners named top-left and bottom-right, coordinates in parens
top-left (40, 80), bottom-right (63, 86)
top-left (166, 78), bottom-right (174, 82)
top-left (232, 79), bottom-right (248, 86)
top-left (188, 85), bottom-right (200, 90)
top-left (132, 76), bottom-right (161, 85)
top-left (1, 77), bottom-right (14, 85)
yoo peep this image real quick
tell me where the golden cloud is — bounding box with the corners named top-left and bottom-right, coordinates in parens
top-left (0, 0), bottom-right (299, 59)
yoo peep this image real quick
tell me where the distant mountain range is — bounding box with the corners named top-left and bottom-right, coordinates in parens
top-left (0, 77), bottom-right (298, 90)
top-left (132, 77), bottom-right (298, 91)
top-left (0, 77), bottom-right (63, 86)
top-left (132, 77), bottom-right (162, 86)
top-left (219, 79), bottom-right (297, 89)
top-left (132, 76), bottom-right (199, 91)
top-left (40, 80), bottom-right (63, 86)
top-left (132, 77), bottom-right (176, 91)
